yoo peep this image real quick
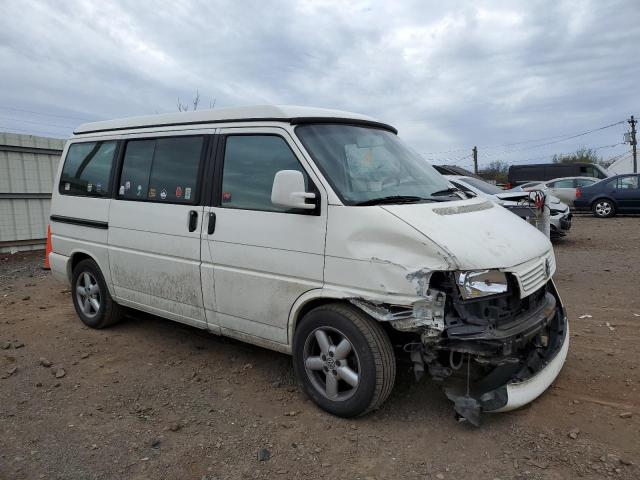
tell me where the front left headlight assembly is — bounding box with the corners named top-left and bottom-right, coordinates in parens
top-left (455, 270), bottom-right (509, 299)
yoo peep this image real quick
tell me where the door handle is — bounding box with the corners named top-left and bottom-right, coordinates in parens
top-left (188, 210), bottom-right (198, 232)
top-left (207, 212), bottom-right (216, 235)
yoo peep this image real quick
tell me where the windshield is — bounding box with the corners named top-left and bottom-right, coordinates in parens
top-left (295, 124), bottom-right (451, 205)
top-left (460, 176), bottom-right (504, 195)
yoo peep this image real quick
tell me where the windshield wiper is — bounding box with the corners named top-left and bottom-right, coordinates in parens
top-left (430, 187), bottom-right (462, 197)
top-left (354, 195), bottom-right (433, 206)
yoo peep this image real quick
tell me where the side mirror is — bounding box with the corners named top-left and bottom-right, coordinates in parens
top-left (271, 170), bottom-right (316, 210)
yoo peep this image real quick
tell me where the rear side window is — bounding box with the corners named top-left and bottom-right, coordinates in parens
top-left (616, 176), bottom-right (639, 189)
top-left (575, 178), bottom-right (596, 187)
top-left (118, 136), bottom-right (204, 203)
top-left (59, 141), bottom-right (116, 196)
top-left (220, 135), bottom-right (309, 212)
top-left (550, 179), bottom-right (573, 188)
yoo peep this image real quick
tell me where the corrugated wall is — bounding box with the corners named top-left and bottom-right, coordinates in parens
top-left (0, 132), bottom-right (65, 253)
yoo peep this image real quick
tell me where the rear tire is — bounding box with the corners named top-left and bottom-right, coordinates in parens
top-left (592, 199), bottom-right (615, 218)
top-left (71, 259), bottom-right (122, 329)
top-left (293, 303), bottom-right (396, 417)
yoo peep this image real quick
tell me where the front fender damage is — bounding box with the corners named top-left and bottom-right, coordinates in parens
top-left (348, 268), bottom-right (568, 426)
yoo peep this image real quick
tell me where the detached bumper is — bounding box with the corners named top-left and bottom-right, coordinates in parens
top-left (489, 318), bottom-right (569, 412)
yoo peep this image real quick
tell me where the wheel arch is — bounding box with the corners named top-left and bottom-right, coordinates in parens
top-left (68, 249), bottom-right (115, 296)
top-left (287, 290), bottom-right (351, 345)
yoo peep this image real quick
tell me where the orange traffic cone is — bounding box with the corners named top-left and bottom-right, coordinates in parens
top-left (43, 225), bottom-right (52, 270)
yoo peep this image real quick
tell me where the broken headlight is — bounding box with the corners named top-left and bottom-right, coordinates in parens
top-left (455, 270), bottom-right (508, 299)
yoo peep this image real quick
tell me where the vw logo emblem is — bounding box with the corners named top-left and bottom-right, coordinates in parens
top-left (545, 258), bottom-right (551, 278)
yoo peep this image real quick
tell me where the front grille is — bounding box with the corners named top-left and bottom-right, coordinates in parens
top-left (512, 252), bottom-right (555, 298)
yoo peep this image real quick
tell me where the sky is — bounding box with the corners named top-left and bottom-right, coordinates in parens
top-left (1, 0), bottom-right (639, 169)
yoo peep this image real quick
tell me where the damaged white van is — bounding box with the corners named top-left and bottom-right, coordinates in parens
top-left (49, 106), bottom-right (568, 424)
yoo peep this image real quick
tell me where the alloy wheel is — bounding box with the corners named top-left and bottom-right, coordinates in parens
top-left (303, 327), bottom-right (361, 401)
top-left (75, 271), bottom-right (101, 318)
top-left (595, 201), bottom-right (612, 217)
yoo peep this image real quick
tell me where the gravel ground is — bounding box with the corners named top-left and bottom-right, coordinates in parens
top-left (1, 215), bottom-right (639, 480)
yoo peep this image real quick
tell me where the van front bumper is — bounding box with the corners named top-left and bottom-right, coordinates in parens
top-left (442, 283), bottom-right (569, 423)
top-left (487, 315), bottom-right (568, 412)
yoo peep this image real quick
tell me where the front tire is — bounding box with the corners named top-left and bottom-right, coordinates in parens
top-left (592, 199), bottom-right (615, 218)
top-left (71, 259), bottom-right (122, 329)
top-left (293, 303), bottom-right (396, 417)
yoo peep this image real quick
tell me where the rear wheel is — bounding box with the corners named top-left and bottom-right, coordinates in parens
top-left (71, 259), bottom-right (122, 329)
top-left (293, 303), bottom-right (396, 417)
top-left (592, 199), bottom-right (615, 218)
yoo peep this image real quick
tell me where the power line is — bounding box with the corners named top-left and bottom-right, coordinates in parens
top-left (0, 106), bottom-right (96, 121)
top-left (422, 119), bottom-right (627, 156)
top-left (0, 115), bottom-right (74, 129)
top-left (0, 125), bottom-right (68, 138)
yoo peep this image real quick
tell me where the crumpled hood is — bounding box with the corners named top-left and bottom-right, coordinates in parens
top-left (382, 198), bottom-right (552, 271)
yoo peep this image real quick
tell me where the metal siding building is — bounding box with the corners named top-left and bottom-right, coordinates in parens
top-left (0, 132), bottom-right (65, 253)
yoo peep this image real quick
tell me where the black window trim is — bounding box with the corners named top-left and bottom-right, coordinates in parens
top-left (58, 140), bottom-right (120, 198)
top-left (113, 133), bottom-right (211, 206)
top-left (213, 132), bottom-right (321, 216)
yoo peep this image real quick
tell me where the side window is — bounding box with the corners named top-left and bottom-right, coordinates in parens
top-left (616, 176), bottom-right (639, 189)
top-left (118, 136), bottom-right (204, 203)
top-left (59, 141), bottom-right (116, 196)
top-left (220, 135), bottom-right (310, 212)
top-left (575, 178), bottom-right (595, 187)
top-left (551, 179), bottom-right (573, 188)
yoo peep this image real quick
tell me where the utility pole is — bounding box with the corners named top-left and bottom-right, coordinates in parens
top-left (472, 146), bottom-right (478, 174)
top-left (629, 116), bottom-right (637, 173)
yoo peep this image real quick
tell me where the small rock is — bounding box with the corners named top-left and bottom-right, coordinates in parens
top-left (150, 439), bottom-right (161, 448)
top-left (619, 412), bottom-right (632, 419)
top-left (39, 358), bottom-right (52, 368)
top-left (568, 428), bottom-right (580, 439)
top-left (80, 352), bottom-right (90, 359)
top-left (283, 411), bottom-right (299, 417)
top-left (0, 342), bottom-right (11, 350)
top-left (257, 448), bottom-right (271, 462)
top-left (169, 423), bottom-right (181, 432)
top-left (7, 366), bottom-right (17, 376)
top-left (321, 462), bottom-right (331, 468)
top-left (21, 296), bottom-right (30, 301)
top-left (436, 474), bottom-right (445, 480)
top-left (54, 368), bottom-right (66, 379)
top-left (14, 342), bottom-right (24, 349)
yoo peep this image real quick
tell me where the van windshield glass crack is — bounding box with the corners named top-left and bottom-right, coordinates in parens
top-left (296, 124), bottom-right (452, 206)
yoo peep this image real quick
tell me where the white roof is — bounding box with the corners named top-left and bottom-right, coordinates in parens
top-left (74, 104), bottom-right (396, 135)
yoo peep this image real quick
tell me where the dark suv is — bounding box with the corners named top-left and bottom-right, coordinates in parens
top-left (574, 174), bottom-right (640, 217)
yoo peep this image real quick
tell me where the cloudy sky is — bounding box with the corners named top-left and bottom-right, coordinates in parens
top-left (1, 0), bottom-right (638, 168)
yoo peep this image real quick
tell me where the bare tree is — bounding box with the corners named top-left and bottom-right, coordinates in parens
top-left (177, 90), bottom-right (216, 112)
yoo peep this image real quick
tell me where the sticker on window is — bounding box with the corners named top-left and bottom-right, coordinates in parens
top-left (176, 186), bottom-right (182, 198)
top-left (185, 187), bottom-right (191, 200)
top-left (160, 189), bottom-right (167, 200)
top-left (149, 187), bottom-right (156, 199)
top-left (64, 183), bottom-right (70, 191)
top-left (87, 183), bottom-right (93, 193)
top-left (222, 192), bottom-right (232, 202)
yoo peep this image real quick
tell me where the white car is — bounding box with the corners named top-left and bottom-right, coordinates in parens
top-left (447, 175), bottom-right (572, 239)
top-left (518, 176), bottom-right (600, 206)
top-left (49, 106), bottom-right (568, 424)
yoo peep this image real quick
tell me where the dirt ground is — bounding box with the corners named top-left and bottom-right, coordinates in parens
top-left (1, 215), bottom-right (639, 480)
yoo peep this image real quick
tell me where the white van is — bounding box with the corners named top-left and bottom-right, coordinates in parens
top-left (49, 106), bottom-right (568, 424)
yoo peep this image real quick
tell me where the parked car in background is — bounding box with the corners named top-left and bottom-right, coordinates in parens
top-left (508, 162), bottom-right (609, 188)
top-left (514, 177), bottom-right (600, 206)
top-left (509, 181), bottom-right (543, 192)
top-left (574, 174), bottom-right (640, 217)
top-left (447, 175), bottom-right (572, 239)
